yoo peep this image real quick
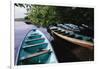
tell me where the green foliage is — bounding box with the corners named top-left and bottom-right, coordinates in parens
top-left (26, 5), bottom-right (62, 27)
top-left (15, 3), bottom-right (93, 28)
top-left (26, 5), bottom-right (93, 27)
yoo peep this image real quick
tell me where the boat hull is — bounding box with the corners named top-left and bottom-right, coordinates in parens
top-left (16, 29), bottom-right (58, 65)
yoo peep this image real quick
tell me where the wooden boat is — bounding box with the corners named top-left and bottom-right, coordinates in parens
top-left (16, 29), bottom-right (58, 65)
top-left (49, 24), bottom-right (94, 49)
top-left (48, 24), bottom-right (94, 61)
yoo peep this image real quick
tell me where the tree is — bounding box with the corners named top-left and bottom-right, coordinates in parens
top-left (26, 5), bottom-right (61, 27)
top-left (15, 3), bottom-right (94, 29)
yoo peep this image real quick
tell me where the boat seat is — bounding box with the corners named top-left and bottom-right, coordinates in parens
top-left (75, 34), bottom-right (83, 40)
top-left (23, 43), bottom-right (48, 49)
top-left (20, 50), bottom-right (51, 64)
top-left (22, 43), bottom-right (48, 53)
top-left (30, 33), bottom-right (39, 36)
top-left (82, 37), bottom-right (93, 42)
top-left (68, 32), bottom-right (75, 38)
top-left (62, 31), bottom-right (70, 35)
top-left (56, 29), bottom-right (65, 33)
top-left (53, 29), bottom-right (60, 33)
top-left (25, 37), bottom-right (45, 42)
top-left (25, 38), bottom-right (45, 45)
top-left (27, 34), bottom-right (42, 39)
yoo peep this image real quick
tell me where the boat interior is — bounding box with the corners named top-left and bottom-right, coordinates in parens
top-left (17, 29), bottom-right (57, 65)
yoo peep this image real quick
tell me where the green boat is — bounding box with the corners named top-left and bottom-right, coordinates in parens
top-left (16, 29), bottom-right (58, 65)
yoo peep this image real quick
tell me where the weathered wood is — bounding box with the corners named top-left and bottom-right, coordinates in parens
top-left (25, 38), bottom-right (45, 42)
top-left (52, 30), bottom-right (93, 49)
top-left (20, 50), bottom-right (50, 60)
top-left (23, 43), bottom-right (48, 48)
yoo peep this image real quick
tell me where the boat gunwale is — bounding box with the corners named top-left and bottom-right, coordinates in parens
top-left (51, 29), bottom-right (94, 49)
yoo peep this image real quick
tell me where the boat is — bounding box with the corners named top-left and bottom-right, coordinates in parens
top-left (48, 24), bottom-right (94, 49)
top-left (16, 29), bottom-right (58, 65)
top-left (47, 24), bottom-right (94, 61)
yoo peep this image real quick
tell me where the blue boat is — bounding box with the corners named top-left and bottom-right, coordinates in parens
top-left (16, 29), bottom-right (58, 65)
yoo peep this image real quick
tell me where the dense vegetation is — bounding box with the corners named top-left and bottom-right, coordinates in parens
top-left (15, 3), bottom-right (94, 28)
top-left (26, 5), bottom-right (61, 27)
